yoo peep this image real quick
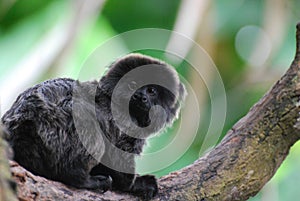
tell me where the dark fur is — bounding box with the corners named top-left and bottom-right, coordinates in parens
top-left (1, 54), bottom-right (186, 200)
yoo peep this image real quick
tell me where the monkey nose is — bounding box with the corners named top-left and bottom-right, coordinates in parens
top-left (142, 96), bottom-right (148, 103)
top-left (132, 93), bottom-right (148, 103)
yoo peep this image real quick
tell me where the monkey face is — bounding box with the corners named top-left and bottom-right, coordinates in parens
top-left (130, 85), bottom-right (157, 110)
top-left (129, 85), bottom-right (160, 127)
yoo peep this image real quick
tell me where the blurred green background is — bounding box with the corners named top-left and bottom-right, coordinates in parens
top-left (1, 0), bottom-right (300, 200)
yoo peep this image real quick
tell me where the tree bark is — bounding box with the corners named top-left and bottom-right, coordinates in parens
top-left (3, 23), bottom-right (300, 201)
top-left (0, 129), bottom-right (18, 201)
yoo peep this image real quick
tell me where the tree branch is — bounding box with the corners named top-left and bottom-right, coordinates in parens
top-left (0, 129), bottom-right (17, 201)
top-left (5, 23), bottom-right (300, 201)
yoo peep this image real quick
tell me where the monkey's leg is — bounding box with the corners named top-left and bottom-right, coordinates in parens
top-left (59, 167), bottom-right (112, 191)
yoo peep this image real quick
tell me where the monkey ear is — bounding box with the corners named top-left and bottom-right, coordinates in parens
top-left (178, 83), bottom-right (187, 102)
top-left (98, 75), bottom-right (114, 97)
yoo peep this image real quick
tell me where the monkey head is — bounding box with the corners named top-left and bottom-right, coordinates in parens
top-left (98, 53), bottom-right (186, 138)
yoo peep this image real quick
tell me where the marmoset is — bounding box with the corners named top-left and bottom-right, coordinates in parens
top-left (1, 53), bottom-right (186, 200)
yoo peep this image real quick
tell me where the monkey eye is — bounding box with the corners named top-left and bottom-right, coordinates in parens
top-left (147, 87), bottom-right (157, 96)
top-left (128, 81), bottom-right (137, 91)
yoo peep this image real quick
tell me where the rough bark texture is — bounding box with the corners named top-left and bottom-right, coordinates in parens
top-left (0, 129), bottom-right (18, 201)
top-left (2, 23), bottom-right (300, 201)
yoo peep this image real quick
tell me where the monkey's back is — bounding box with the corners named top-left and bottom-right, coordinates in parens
top-left (1, 78), bottom-right (100, 180)
top-left (2, 78), bottom-right (75, 135)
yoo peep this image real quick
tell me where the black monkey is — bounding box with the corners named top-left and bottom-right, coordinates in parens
top-left (1, 54), bottom-right (186, 200)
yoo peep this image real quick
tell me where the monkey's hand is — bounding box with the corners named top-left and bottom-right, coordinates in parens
top-left (73, 175), bottom-right (112, 192)
top-left (93, 175), bottom-right (113, 193)
top-left (131, 175), bottom-right (158, 200)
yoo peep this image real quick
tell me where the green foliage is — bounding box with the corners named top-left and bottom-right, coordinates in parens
top-left (0, 1), bottom-right (68, 79)
top-left (102, 0), bottom-right (181, 32)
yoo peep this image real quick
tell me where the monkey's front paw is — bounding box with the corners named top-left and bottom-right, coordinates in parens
top-left (90, 175), bottom-right (112, 193)
top-left (132, 175), bottom-right (158, 200)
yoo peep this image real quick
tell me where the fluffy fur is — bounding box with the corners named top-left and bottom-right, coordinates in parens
top-left (1, 53), bottom-right (186, 200)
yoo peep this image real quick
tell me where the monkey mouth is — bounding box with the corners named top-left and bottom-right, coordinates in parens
top-left (131, 116), bottom-right (151, 128)
top-left (129, 99), bottom-right (151, 112)
top-left (135, 104), bottom-right (150, 112)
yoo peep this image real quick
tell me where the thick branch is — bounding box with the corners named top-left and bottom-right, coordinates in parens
top-left (155, 22), bottom-right (300, 201)
top-left (7, 23), bottom-right (300, 201)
